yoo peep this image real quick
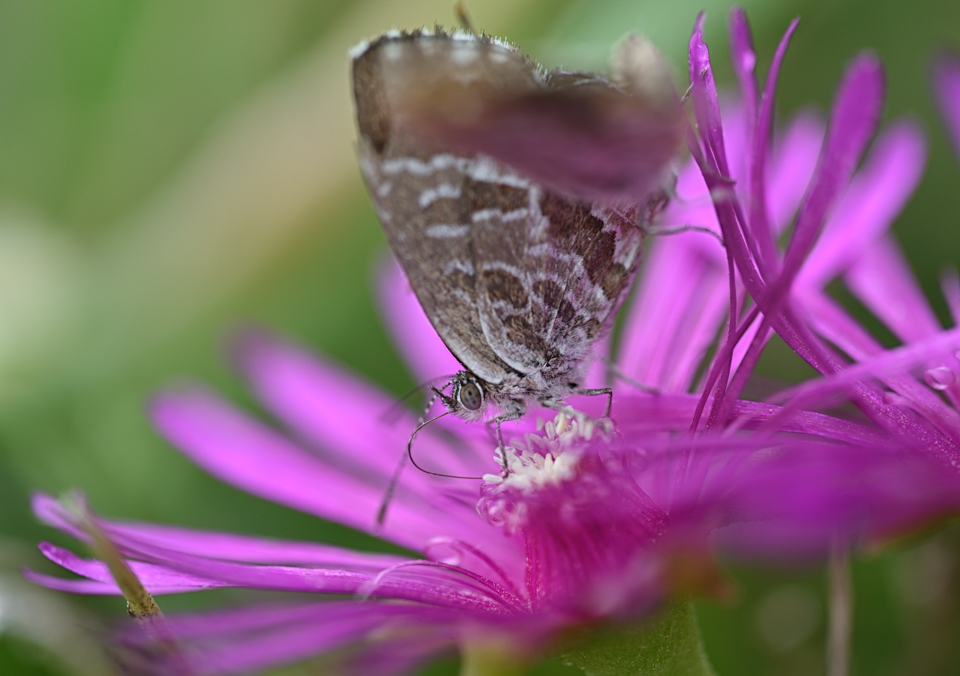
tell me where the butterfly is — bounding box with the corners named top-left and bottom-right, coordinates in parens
top-left (351, 27), bottom-right (682, 462)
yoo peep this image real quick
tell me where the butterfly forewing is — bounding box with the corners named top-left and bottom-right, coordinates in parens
top-left (353, 31), bottom-right (540, 385)
top-left (352, 28), bottom-right (679, 419)
top-left (390, 40), bottom-right (683, 204)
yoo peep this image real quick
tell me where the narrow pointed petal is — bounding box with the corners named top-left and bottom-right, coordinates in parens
top-left (22, 569), bottom-right (133, 594)
top-left (844, 235), bottom-right (943, 342)
top-left (689, 14), bottom-right (732, 179)
top-left (933, 51), bottom-right (960, 158)
top-left (148, 387), bottom-right (493, 552)
top-left (32, 493), bottom-right (407, 569)
top-left (767, 112), bottom-right (824, 230)
top-left (796, 293), bottom-right (960, 451)
top-left (781, 54), bottom-right (885, 283)
top-left (35, 535), bottom-right (511, 612)
top-left (797, 121), bottom-right (926, 290)
top-left (617, 231), bottom-right (728, 391)
top-left (119, 602), bottom-right (457, 676)
top-left (232, 330), bottom-right (491, 481)
top-left (34, 542), bottom-right (224, 592)
top-left (728, 8), bottom-right (758, 123)
top-left (377, 258), bottom-right (462, 385)
top-left (749, 17), bottom-right (799, 269)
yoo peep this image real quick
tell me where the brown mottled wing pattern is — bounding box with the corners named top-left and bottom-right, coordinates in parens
top-left (471, 188), bottom-right (644, 383)
top-left (352, 31), bottom-right (541, 385)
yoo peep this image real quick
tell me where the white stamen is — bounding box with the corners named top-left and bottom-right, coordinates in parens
top-left (483, 410), bottom-right (595, 496)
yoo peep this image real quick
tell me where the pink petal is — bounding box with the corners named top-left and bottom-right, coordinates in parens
top-left (727, 8), bottom-right (758, 125)
top-left (844, 235), bottom-right (943, 342)
top-left (35, 536), bottom-right (508, 612)
top-left (797, 121), bottom-right (926, 291)
top-left (34, 542), bottom-right (224, 593)
top-left (933, 52), bottom-right (960, 159)
top-left (700, 440), bottom-right (960, 560)
top-left (233, 330), bottom-right (492, 481)
top-left (688, 13), bottom-right (733, 180)
top-left (779, 54), bottom-right (885, 289)
top-left (766, 111), bottom-right (824, 231)
top-left (31, 493), bottom-right (406, 569)
top-left (148, 387), bottom-right (499, 554)
top-left (796, 292), bottom-right (960, 452)
top-left (617, 233), bottom-right (728, 392)
top-left (120, 602), bottom-right (456, 676)
top-left (766, 322), bottom-right (960, 461)
top-left (747, 16), bottom-right (799, 271)
top-left (614, 392), bottom-right (882, 445)
top-left (941, 269), bottom-right (960, 325)
top-left (376, 257), bottom-right (462, 385)
top-left (22, 570), bottom-right (134, 595)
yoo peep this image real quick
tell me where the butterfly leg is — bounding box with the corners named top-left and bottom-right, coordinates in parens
top-left (574, 387), bottom-right (613, 417)
top-left (489, 404), bottom-right (524, 475)
top-left (495, 420), bottom-right (508, 474)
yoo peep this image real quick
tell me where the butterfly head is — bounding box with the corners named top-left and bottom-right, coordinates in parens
top-left (436, 371), bottom-right (488, 422)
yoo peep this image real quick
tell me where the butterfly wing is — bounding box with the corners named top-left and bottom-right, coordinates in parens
top-left (353, 29), bottom-right (676, 389)
top-left (470, 191), bottom-right (646, 384)
top-left (352, 30), bottom-right (541, 385)
top-left (396, 41), bottom-right (683, 205)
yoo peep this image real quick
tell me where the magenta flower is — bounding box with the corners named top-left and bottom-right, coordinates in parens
top-left (773, 49), bottom-right (960, 484)
top-left (685, 12), bottom-right (960, 475)
top-left (27, 10), bottom-right (960, 676)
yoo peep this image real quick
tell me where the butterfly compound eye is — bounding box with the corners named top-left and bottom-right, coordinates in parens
top-left (458, 381), bottom-right (484, 411)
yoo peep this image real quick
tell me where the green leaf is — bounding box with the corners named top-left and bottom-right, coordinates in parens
top-left (561, 601), bottom-right (717, 676)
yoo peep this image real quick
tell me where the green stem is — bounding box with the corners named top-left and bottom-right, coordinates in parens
top-left (827, 547), bottom-right (852, 676)
top-left (561, 601), bottom-right (717, 676)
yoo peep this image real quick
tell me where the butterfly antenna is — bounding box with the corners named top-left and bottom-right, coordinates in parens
top-left (378, 408), bottom-right (487, 525)
top-left (454, 2), bottom-right (476, 33)
top-left (648, 223), bottom-right (725, 246)
top-left (406, 410), bottom-right (487, 478)
top-left (378, 375), bottom-right (454, 425)
top-left (378, 384), bottom-right (443, 525)
top-left (378, 380), bottom-right (484, 524)
top-left (594, 354), bottom-right (661, 394)
top-left (376, 451), bottom-right (408, 526)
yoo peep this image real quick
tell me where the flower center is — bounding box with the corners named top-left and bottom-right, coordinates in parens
top-left (479, 410), bottom-right (604, 531)
top-left (482, 410), bottom-right (595, 490)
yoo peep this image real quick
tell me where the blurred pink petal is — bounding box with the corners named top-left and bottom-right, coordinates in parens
top-left (376, 257), bottom-right (462, 384)
top-left (934, 51), bottom-right (960, 158)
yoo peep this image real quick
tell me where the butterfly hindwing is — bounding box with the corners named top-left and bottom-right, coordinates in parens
top-left (471, 190), bottom-right (645, 384)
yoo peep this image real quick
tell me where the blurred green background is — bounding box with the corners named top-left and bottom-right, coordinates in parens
top-left (0, 0), bottom-right (958, 674)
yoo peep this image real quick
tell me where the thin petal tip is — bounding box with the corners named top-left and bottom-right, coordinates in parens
top-left (224, 324), bottom-right (279, 374)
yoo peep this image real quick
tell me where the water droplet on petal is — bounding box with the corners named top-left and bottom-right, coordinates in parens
top-left (924, 366), bottom-right (956, 391)
top-left (883, 392), bottom-right (901, 405)
top-left (424, 539), bottom-right (463, 565)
